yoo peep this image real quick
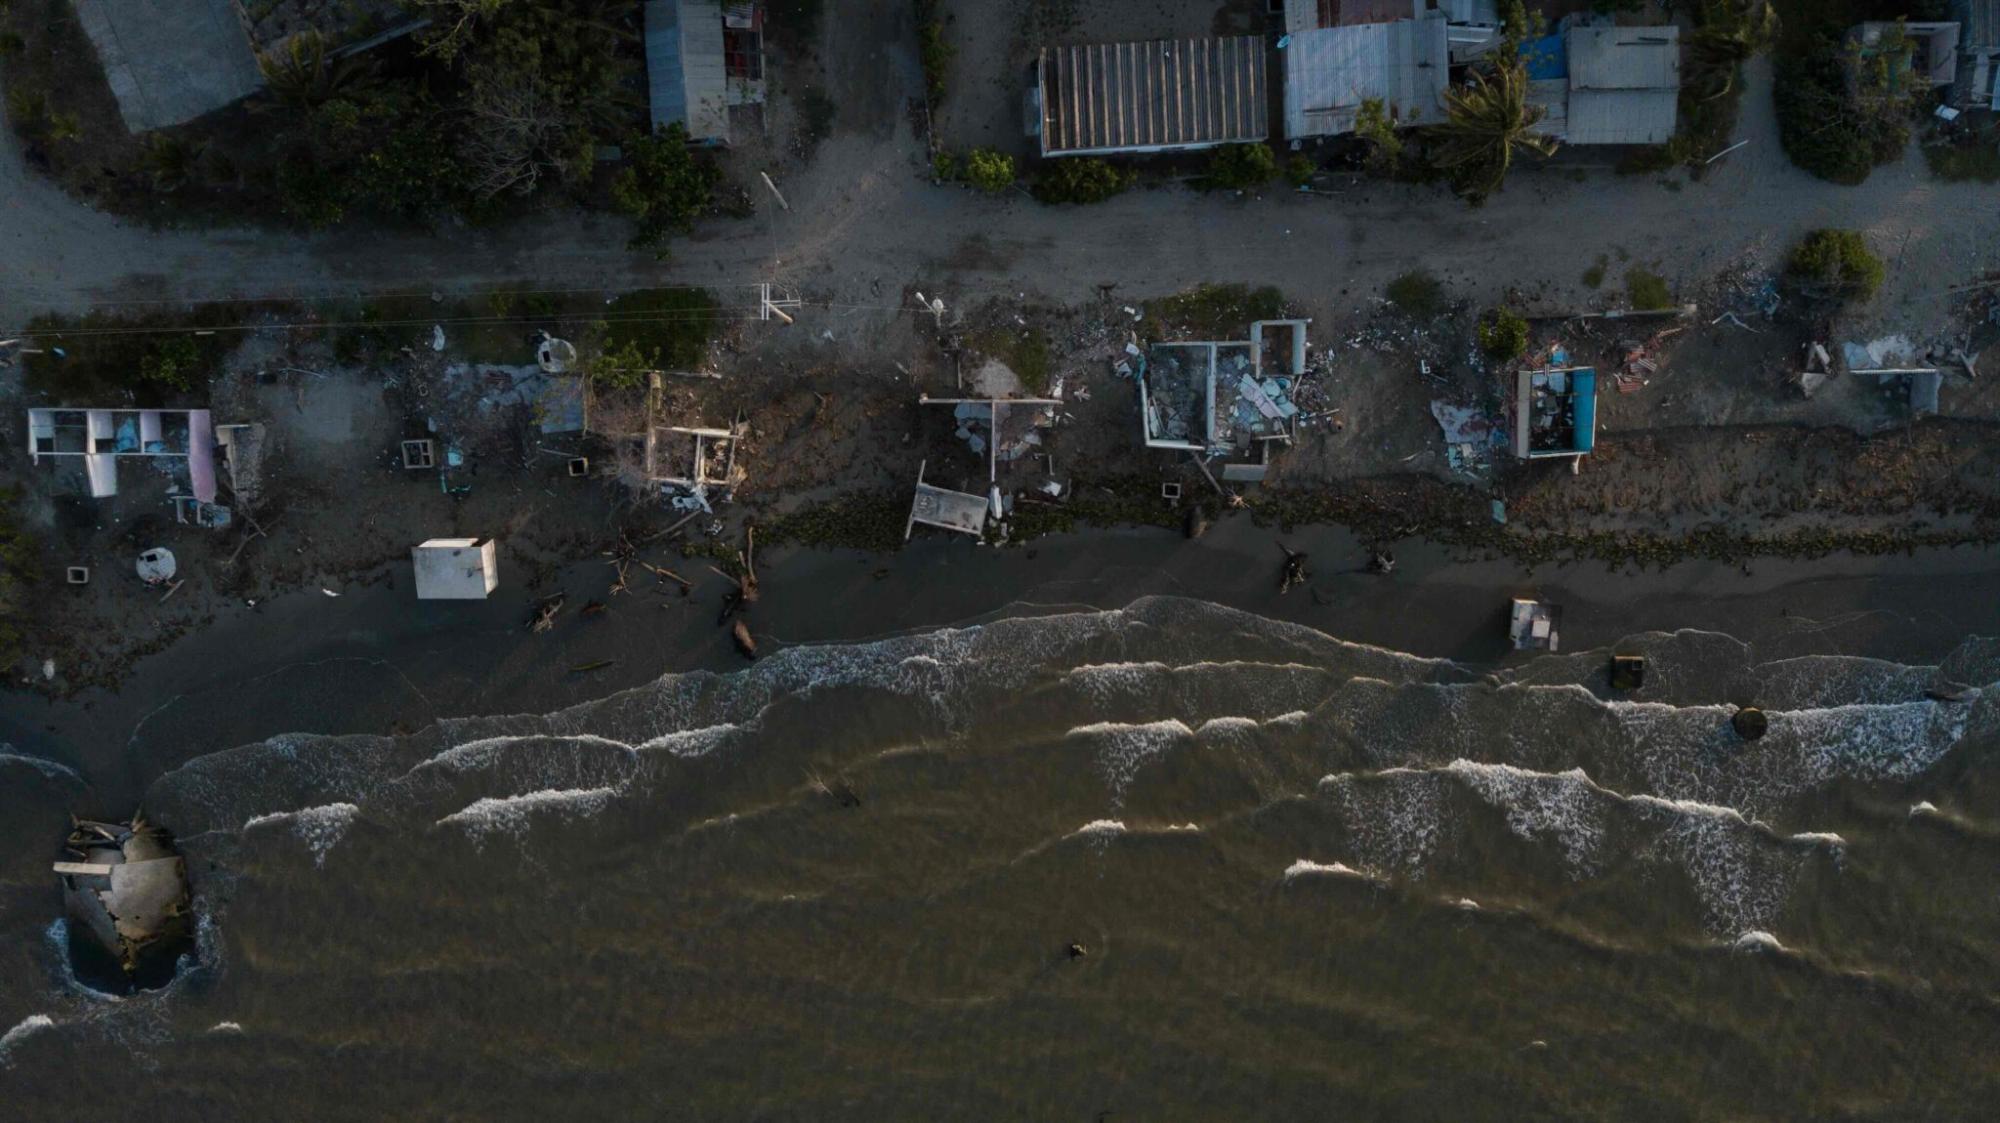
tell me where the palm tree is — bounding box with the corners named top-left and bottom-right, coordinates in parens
top-left (257, 31), bottom-right (379, 113)
top-left (1427, 62), bottom-right (1558, 203)
top-left (1686, 0), bottom-right (1776, 101)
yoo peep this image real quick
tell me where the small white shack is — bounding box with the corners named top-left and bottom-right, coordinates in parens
top-left (412, 538), bottom-right (499, 600)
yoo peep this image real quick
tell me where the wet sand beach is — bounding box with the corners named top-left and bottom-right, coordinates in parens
top-left (8, 517), bottom-right (2000, 809)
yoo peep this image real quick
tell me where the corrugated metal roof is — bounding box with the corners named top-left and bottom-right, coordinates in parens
top-left (1567, 26), bottom-right (1679, 91)
top-left (1283, 12), bottom-right (1449, 137)
top-left (1527, 25), bottom-right (1679, 144)
top-left (646, 0), bottom-right (730, 143)
top-left (1566, 89), bottom-right (1677, 144)
top-left (1038, 37), bottom-right (1268, 156)
top-left (1955, 0), bottom-right (2000, 49)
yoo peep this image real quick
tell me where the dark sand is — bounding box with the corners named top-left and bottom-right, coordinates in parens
top-left (8, 514), bottom-right (2000, 806)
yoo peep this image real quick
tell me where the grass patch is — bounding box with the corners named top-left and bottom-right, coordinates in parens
top-left (1145, 284), bottom-right (1286, 340)
top-left (1385, 270), bottom-right (1446, 317)
top-left (20, 305), bottom-right (276, 402)
top-left (0, 488), bottom-right (35, 670)
top-left (1625, 268), bottom-right (1672, 310)
top-left (1924, 132), bottom-right (2000, 182)
top-left (1582, 257), bottom-right (1607, 288)
top-left (967, 327), bottom-right (1053, 394)
top-left (602, 288), bottom-right (720, 371)
top-left (915, 0), bottom-right (953, 106)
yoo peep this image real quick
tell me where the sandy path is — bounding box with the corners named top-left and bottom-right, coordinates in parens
top-left (0, 56), bottom-right (1989, 338)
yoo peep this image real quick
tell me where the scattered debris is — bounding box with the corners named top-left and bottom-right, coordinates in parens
top-left (1278, 543), bottom-right (1309, 594)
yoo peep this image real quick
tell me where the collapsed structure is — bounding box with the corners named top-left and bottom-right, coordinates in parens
top-left (1512, 366), bottom-right (1598, 461)
top-left (1136, 319), bottom-right (1310, 480)
top-left (26, 408), bottom-right (265, 528)
top-left (904, 395), bottom-right (1063, 540)
top-left (55, 815), bottom-right (194, 984)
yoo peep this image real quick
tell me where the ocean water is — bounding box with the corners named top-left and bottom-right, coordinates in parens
top-left (2, 596), bottom-right (1999, 1119)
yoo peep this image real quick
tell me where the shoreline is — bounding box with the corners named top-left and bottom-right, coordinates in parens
top-left (6, 512), bottom-right (2000, 808)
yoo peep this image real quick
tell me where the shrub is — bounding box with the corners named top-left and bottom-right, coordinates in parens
top-left (1477, 308), bottom-right (1529, 361)
top-left (962, 147), bottom-right (1015, 193)
top-left (1202, 142), bottom-right (1277, 190)
top-left (140, 335), bottom-right (203, 391)
top-left (1386, 271), bottom-right (1445, 318)
top-left (584, 338), bottom-right (654, 391)
top-left (1284, 154), bottom-right (1315, 186)
top-left (1624, 268), bottom-right (1672, 310)
top-left (1354, 97), bottom-right (1403, 173)
top-left (1031, 157), bottom-right (1134, 204)
top-left (931, 150), bottom-right (958, 181)
top-left (1786, 228), bottom-right (1884, 302)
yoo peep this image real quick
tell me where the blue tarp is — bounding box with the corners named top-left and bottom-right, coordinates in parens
top-left (1571, 369), bottom-right (1597, 453)
top-left (1522, 33), bottom-right (1567, 80)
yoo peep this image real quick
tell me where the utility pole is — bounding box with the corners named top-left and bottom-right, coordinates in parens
top-left (758, 283), bottom-right (801, 325)
top-left (758, 172), bottom-right (790, 212)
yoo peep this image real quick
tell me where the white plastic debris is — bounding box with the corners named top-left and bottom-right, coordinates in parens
top-left (321, 588), bottom-right (341, 597)
top-left (431, 325), bottom-right (446, 352)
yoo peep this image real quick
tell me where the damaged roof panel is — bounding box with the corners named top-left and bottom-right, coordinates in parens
top-left (1283, 13), bottom-right (1451, 137)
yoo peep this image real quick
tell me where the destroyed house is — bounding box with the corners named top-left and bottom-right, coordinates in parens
top-left (28, 408), bottom-right (218, 502)
top-left (1034, 37), bottom-right (1268, 157)
top-left (1527, 25), bottom-right (1680, 145)
top-left (646, 0), bottom-right (765, 145)
top-left (1513, 367), bottom-right (1597, 460)
top-left (1138, 320), bottom-right (1308, 466)
top-left (1283, 10), bottom-right (1450, 136)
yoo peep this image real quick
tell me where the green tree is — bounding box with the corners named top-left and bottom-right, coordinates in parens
top-left (455, 0), bottom-right (632, 199)
top-left (1786, 228), bottom-right (1884, 302)
top-left (1031, 157), bottom-right (1132, 203)
top-left (1354, 97), bottom-right (1403, 173)
top-left (612, 123), bottom-right (721, 256)
top-left (1203, 142), bottom-right (1277, 189)
top-left (962, 147), bottom-right (1015, 192)
top-left (1478, 307), bottom-right (1529, 361)
top-left (1429, 63), bottom-right (1558, 203)
top-left (1685, 0), bottom-right (1774, 101)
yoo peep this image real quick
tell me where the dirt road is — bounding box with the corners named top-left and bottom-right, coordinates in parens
top-left (0, 54), bottom-right (1988, 342)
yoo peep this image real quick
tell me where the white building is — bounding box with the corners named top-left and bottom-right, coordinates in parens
top-left (412, 538), bottom-right (499, 600)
